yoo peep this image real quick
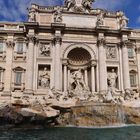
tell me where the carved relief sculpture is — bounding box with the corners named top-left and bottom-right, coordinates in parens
top-left (54, 7), bottom-right (63, 23)
top-left (40, 43), bottom-right (51, 56)
top-left (39, 67), bottom-right (50, 88)
top-left (106, 46), bottom-right (117, 59)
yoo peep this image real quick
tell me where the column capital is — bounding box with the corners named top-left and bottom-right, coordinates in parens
top-left (121, 40), bottom-right (131, 48)
top-left (27, 35), bottom-right (38, 45)
top-left (90, 59), bottom-right (97, 67)
top-left (62, 58), bottom-right (68, 66)
top-left (97, 38), bottom-right (106, 46)
top-left (6, 40), bottom-right (15, 48)
top-left (136, 47), bottom-right (140, 54)
top-left (53, 36), bottom-right (62, 45)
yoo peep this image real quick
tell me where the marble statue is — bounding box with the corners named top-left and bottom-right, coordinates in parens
top-left (64, 0), bottom-right (94, 13)
top-left (70, 69), bottom-right (86, 91)
top-left (96, 11), bottom-right (104, 26)
top-left (65, 0), bottom-right (76, 11)
top-left (28, 9), bottom-right (36, 22)
top-left (54, 7), bottom-right (62, 22)
top-left (82, 0), bottom-right (94, 12)
top-left (69, 69), bottom-right (90, 100)
top-left (107, 69), bottom-right (117, 88)
top-left (120, 15), bottom-right (128, 28)
top-left (39, 67), bottom-right (50, 88)
top-left (40, 44), bottom-right (50, 56)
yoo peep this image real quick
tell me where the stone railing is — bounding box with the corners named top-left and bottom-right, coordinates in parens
top-left (14, 51), bottom-right (26, 60)
top-left (12, 83), bottom-right (25, 92)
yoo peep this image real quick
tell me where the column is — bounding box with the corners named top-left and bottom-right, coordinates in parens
top-left (136, 44), bottom-right (140, 92)
top-left (50, 42), bottom-right (55, 89)
top-left (119, 47), bottom-right (124, 91)
top-left (68, 69), bottom-right (70, 90)
top-left (122, 41), bottom-right (130, 90)
top-left (98, 34), bottom-right (107, 93)
top-left (25, 35), bottom-right (35, 94)
top-left (64, 64), bottom-right (67, 92)
top-left (54, 36), bottom-right (62, 90)
top-left (84, 69), bottom-right (88, 86)
top-left (3, 39), bottom-right (14, 96)
top-left (91, 66), bottom-right (95, 92)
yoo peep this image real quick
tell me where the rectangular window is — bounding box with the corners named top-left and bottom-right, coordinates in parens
top-left (15, 72), bottom-right (22, 85)
top-left (17, 42), bottom-right (23, 54)
top-left (130, 73), bottom-right (136, 87)
top-left (0, 42), bottom-right (3, 53)
top-left (128, 48), bottom-right (134, 58)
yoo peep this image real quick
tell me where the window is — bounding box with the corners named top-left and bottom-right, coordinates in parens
top-left (0, 42), bottom-right (3, 53)
top-left (128, 48), bottom-right (134, 58)
top-left (17, 42), bottom-right (23, 54)
top-left (15, 72), bottom-right (22, 85)
top-left (130, 72), bottom-right (136, 87)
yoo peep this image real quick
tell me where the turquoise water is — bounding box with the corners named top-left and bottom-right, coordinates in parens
top-left (0, 125), bottom-right (140, 140)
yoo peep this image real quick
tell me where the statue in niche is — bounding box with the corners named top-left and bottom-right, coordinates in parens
top-left (107, 69), bottom-right (117, 88)
top-left (28, 9), bottom-right (36, 22)
top-left (40, 43), bottom-right (50, 56)
top-left (82, 0), bottom-right (94, 12)
top-left (70, 69), bottom-right (87, 91)
top-left (69, 69), bottom-right (90, 100)
top-left (65, 0), bottom-right (76, 11)
top-left (54, 7), bottom-right (62, 23)
top-left (96, 12), bottom-right (104, 26)
top-left (106, 47), bottom-right (117, 59)
top-left (39, 67), bottom-right (50, 88)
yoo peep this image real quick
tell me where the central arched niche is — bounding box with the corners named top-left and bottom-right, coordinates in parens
top-left (62, 44), bottom-right (96, 93)
top-left (67, 48), bottom-right (91, 66)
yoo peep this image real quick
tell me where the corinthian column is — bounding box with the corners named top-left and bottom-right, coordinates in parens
top-left (25, 35), bottom-right (36, 94)
top-left (54, 36), bottom-right (62, 90)
top-left (98, 34), bottom-right (107, 93)
top-left (91, 60), bottom-right (96, 92)
top-left (121, 40), bottom-right (130, 90)
top-left (136, 45), bottom-right (140, 92)
top-left (3, 40), bottom-right (15, 96)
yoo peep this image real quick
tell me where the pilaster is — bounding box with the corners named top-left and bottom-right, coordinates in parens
top-left (97, 33), bottom-right (107, 93)
top-left (121, 40), bottom-right (130, 90)
top-left (24, 35), bottom-right (36, 95)
top-left (2, 37), bottom-right (15, 97)
top-left (53, 35), bottom-right (62, 91)
top-left (136, 44), bottom-right (140, 92)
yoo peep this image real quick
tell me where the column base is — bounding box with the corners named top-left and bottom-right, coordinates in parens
top-left (99, 90), bottom-right (107, 94)
top-left (1, 91), bottom-right (11, 97)
top-left (23, 89), bottom-right (34, 96)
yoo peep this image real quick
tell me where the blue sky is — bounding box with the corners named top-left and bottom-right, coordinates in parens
top-left (0, 0), bottom-right (139, 28)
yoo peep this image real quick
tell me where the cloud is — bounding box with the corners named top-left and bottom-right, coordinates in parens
top-left (0, 0), bottom-right (131, 21)
top-left (94, 0), bottom-right (131, 11)
top-left (137, 16), bottom-right (140, 24)
top-left (0, 0), bottom-right (63, 21)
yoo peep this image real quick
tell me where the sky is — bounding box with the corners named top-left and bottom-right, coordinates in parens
top-left (0, 0), bottom-right (139, 28)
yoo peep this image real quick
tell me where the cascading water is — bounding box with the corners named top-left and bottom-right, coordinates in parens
top-left (66, 103), bottom-right (126, 127)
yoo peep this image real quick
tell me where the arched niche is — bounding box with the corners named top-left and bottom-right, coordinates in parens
top-left (63, 43), bottom-right (96, 60)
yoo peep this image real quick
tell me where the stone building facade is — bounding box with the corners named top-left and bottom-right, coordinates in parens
top-left (0, 0), bottom-right (140, 102)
